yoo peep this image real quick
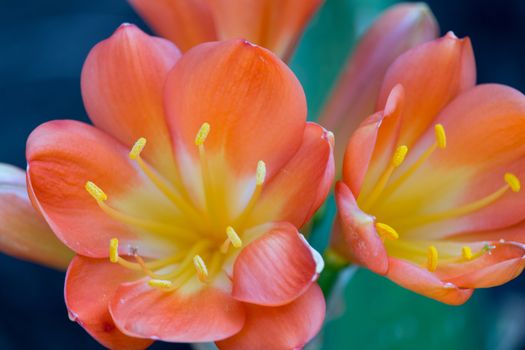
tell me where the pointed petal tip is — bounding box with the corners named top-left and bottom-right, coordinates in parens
top-left (113, 22), bottom-right (141, 36)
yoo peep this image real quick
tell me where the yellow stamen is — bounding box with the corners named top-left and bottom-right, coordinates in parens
top-left (361, 145), bottom-right (408, 210)
top-left (226, 226), bottom-right (243, 248)
top-left (148, 279), bottom-right (173, 289)
top-left (505, 173), bottom-right (521, 192)
top-left (233, 160), bottom-right (266, 227)
top-left (256, 160), bottom-right (266, 185)
top-left (375, 222), bottom-right (399, 240)
top-left (195, 122), bottom-right (220, 227)
top-left (376, 125), bottom-right (448, 206)
top-left (434, 124), bottom-right (446, 149)
top-left (195, 122), bottom-right (210, 146)
top-left (85, 181), bottom-right (107, 202)
top-left (109, 238), bottom-right (119, 263)
top-left (427, 245), bottom-right (438, 272)
top-left (129, 137), bottom-right (147, 160)
top-left (159, 240), bottom-right (212, 280)
top-left (392, 145), bottom-right (408, 167)
top-left (193, 254), bottom-right (208, 282)
top-left (395, 173), bottom-right (521, 228)
top-left (462, 246), bottom-right (473, 260)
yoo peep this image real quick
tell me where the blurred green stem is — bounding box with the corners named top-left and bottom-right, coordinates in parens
top-left (318, 249), bottom-right (350, 297)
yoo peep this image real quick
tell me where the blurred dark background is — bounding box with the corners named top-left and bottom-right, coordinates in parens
top-left (0, 0), bottom-right (525, 349)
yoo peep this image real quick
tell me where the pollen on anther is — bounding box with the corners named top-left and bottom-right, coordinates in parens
top-left (226, 226), bottom-right (243, 248)
top-left (193, 255), bottom-right (208, 282)
top-left (148, 279), bottom-right (173, 289)
top-left (129, 137), bottom-right (147, 160)
top-left (85, 181), bottom-right (107, 202)
top-left (434, 124), bottom-right (447, 149)
top-left (427, 245), bottom-right (438, 272)
top-left (392, 145), bottom-right (408, 167)
top-left (375, 222), bottom-right (399, 240)
top-left (256, 160), bottom-right (266, 186)
top-left (195, 122), bottom-right (210, 146)
top-left (504, 173), bottom-right (521, 192)
top-left (462, 246), bottom-right (473, 260)
top-left (109, 238), bottom-right (119, 263)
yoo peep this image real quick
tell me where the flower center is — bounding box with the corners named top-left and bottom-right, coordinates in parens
top-left (357, 124), bottom-right (521, 272)
top-left (85, 122), bottom-right (267, 290)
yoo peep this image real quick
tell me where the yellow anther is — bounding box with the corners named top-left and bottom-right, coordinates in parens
top-left (109, 238), bottom-right (119, 263)
top-left (504, 173), bottom-right (521, 192)
top-left (85, 181), bottom-right (107, 202)
top-left (195, 122), bottom-right (210, 146)
top-left (427, 245), bottom-right (438, 272)
top-left (148, 279), bottom-right (173, 289)
top-left (193, 255), bottom-right (208, 282)
top-left (226, 226), bottom-right (243, 248)
top-left (462, 246), bottom-right (473, 260)
top-left (375, 222), bottom-right (399, 240)
top-left (129, 137), bottom-right (147, 160)
top-left (256, 160), bottom-right (266, 186)
top-left (391, 145), bottom-right (408, 168)
top-left (434, 124), bottom-right (446, 149)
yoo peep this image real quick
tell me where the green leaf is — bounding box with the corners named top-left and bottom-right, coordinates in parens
top-left (319, 269), bottom-right (494, 350)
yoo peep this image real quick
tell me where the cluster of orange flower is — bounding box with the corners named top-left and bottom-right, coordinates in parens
top-left (1, 1), bottom-right (524, 349)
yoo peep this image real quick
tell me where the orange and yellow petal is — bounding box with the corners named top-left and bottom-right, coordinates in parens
top-left (436, 242), bottom-right (525, 289)
top-left (253, 122), bottom-right (334, 228)
top-left (206, 0), bottom-right (322, 61)
top-left (232, 222), bottom-right (321, 306)
top-left (0, 164), bottom-right (73, 269)
top-left (164, 39), bottom-right (306, 179)
top-left (386, 257), bottom-right (473, 305)
top-left (376, 32), bottom-right (475, 150)
top-left (320, 3), bottom-right (438, 167)
top-left (334, 183), bottom-right (388, 275)
top-left (81, 24), bottom-right (180, 176)
top-left (109, 279), bottom-right (245, 343)
top-left (128, 0), bottom-right (217, 51)
top-left (26, 120), bottom-right (160, 258)
top-left (216, 284), bottom-right (325, 350)
top-left (65, 256), bottom-right (152, 350)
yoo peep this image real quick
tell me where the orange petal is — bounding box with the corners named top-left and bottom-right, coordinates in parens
top-left (164, 39), bottom-right (306, 178)
top-left (376, 32), bottom-right (475, 149)
top-left (252, 122), bottom-right (333, 228)
top-left (109, 281), bottom-right (245, 342)
top-left (216, 284), bottom-right (325, 350)
top-left (354, 84), bottom-right (404, 199)
top-left (0, 164), bottom-right (73, 269)
top-left (128, 0), bottom-right (217, 51)
top-left (333, 182), bottom-right (388, 274)
top-left (232, 222), bottom-right (321, 306)
top-left (342, 112), bottom-right (384, 198)
top-left (206, 0), bottom-right (322, 61)
top-left (320, 3), bottom-right (438, 167)
top-left (26, 120), bottom-right (160, 258)
top-left (81, 24), bottom-right (180, 176)
top-left (437, 242), bottom-right (525, 289)
top-left (386, 257), bottom-right (473, 305)
top-left (65, 256), bottom-right (152, 350)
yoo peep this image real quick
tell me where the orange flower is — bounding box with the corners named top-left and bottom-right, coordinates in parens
top-left (319, 3), bottom-right (439, 175)
top-left (128, 0), bottom-right (323, 60)
top-left (333, 32), bottom-right (525, 305)
top-left (26, 25), bottom-right (332, 349)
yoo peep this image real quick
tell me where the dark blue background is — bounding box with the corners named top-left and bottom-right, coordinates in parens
top-left (1, 0), bottom-right (524, 349)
